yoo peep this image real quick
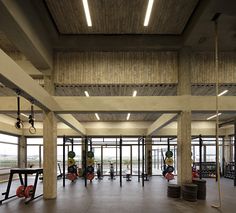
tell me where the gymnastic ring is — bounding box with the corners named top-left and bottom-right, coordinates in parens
top-left (29, 126), bottom-right (36, 134)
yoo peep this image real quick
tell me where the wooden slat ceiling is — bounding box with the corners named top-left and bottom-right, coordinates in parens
top-left (55, 84), bottom-right (177, 96)
top-left (192, 112), bottom-right (236, 122)
top-left (45, 0), bottom-right (199, 34)
top-left (72, 112), bottom-right (162, 122)
top-left (192, 84), bottom-right (236, 96)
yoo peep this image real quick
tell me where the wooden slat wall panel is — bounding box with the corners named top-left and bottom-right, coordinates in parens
top-left (55, 84), bottom-right (177, 96)
top-left (54, 51), bottom-right (178, 84)
top-left (191, 52), bottom-right (236, 83)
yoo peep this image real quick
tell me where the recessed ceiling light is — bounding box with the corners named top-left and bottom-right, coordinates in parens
top-left (207, 113), bottom-right (222, 120)
top-left (144, 0), bottom-right (154, 26)
top-left (84, 91), bottom-right (90, 97)
top-left (133, 90), bottom-right (137, 97)
top-left (82, 0), bottom-right (92, 27)
top-left (218, 90), bottom-right (228, 96)
top-left (127, 113), bottom-right (131, 120)
top-left (95, 113), bottom-right (100, 120)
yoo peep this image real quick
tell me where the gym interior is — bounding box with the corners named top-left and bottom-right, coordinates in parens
top-left (0, 0), bottom-right (236, 212)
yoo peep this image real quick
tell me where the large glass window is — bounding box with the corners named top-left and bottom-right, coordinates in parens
top-left (0, 133), bottom-right (18, 169)
top-left (26, 138), bottom-right (43, 168)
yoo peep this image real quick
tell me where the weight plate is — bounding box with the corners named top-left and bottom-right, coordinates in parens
top-left (24, 185), bottom-right (34, 198)
top-left (68, 151), bottom-right (76, 158)
top-left (165, 172), bottom-right (174, 181)
top-left (16, 185), bottom-right (25, 198)
top-left (68, 158), bottom-right (76, 167)
top-left (167, 166), bottom-right (175, 173)
top-left (87, 173), bottom-right (95, 181)
top-left (87, 158), bottom-right (94, 166)
top-left (68, 165), bottom-right (77, 173)
top-left (165, 150), bottom-right (173, 158)
top-left (67, 173), bottom-right (77, 181)
top-left (87, 151), bottom-right (94, 158)
top-left (87, 166), bottom-right (94, 173)
top-left (165, 158), bottom-right (173, 166)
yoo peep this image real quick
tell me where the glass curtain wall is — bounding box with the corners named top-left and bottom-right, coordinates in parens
top-left (0, 133), bottom-right (18, 169)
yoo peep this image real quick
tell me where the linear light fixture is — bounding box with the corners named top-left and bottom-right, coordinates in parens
top-left (95, 113), bottom-right (100, 120)
top-left (144, 0), bottom-right (154, 26)
top-left (127, 113), bottom-right (131, 120)
top-left (82, 0), bottom-right (92, 27)
top-left (84, 91), bottom-right (90, 97)
top-left (133, 90), bottom-right (137, 97)
top-left (207, 113), bottom-right (222, 120)
top-left (218, 90), bottom-right (228, 96)
top-left (20, 113), bottom-right (28, 118)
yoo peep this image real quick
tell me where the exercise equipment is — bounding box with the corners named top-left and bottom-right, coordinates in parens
top-left (24, 185), bottom-right (34, 198)
top-left (109, 163), bottom-right (115, 180)
top-left (28, 101), bottom-right (36, 134)
top-left (68, 151), bottom-right (76, 159)
top-left (167, 184), bottom-right (181, 198)
top-left (192, 179), bottom-right (206, 200)
top-left (87, 151), bottom-right (94, 158)
top-left (165, 158), bottom-right (173, 166)
top-left (96, 163), bottom-right (102, 180)
top-left (16, 185), bottom-right (25, 198)
top-left (165, 172), bottom-right (174, 181)
top-left (182, 184), bottom-right (198, 202)
top-left (63, 136), bottom-right (78, 186)
top-left (87, 158), bottom-right (94, 166)
top-left (0, 168), bottom-right (43, 205)
top-left (162, 138), bottom-right (175, 182)
top-left (68, 158), bottom-right (76, 167)
top-left (85, 138), bottom-right (95, 182)
top-left (15, 92), bottom-right (23, 129)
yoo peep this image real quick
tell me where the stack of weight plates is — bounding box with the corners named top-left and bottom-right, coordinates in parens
top-left (167, 184), bottom-right (181, 198)
top-left (192, 179), bottom-right (206, 200)
top-left (182, 184), bottom-right (198, 202)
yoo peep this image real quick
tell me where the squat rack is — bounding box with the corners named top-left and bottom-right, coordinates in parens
top-left (62, 135), bottom-right (74, 187)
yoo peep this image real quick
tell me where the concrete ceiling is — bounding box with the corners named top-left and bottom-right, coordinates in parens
top-left (44, 0), bottom-right (199, 34)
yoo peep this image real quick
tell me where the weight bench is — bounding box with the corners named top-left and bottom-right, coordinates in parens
top-left (0, 168), bottom-right (43, 205)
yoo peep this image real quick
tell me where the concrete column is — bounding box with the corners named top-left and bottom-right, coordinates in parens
top-left (145, 136), bottom-right (152, 175)
top-left (43, 74), bottom-right (57, 199)
top-left (18, 134), bottom-right (26, 168)
top-left (177, 47), bottom-right (192, 185)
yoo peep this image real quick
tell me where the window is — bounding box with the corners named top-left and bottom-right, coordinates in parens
top-left (0, 133), bottom-right (18, 169)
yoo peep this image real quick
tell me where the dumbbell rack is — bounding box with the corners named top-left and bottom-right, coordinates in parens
top-left (224, 162), bottom-right (235, 179)
top-left (194, 162), bottom-right (217, 178)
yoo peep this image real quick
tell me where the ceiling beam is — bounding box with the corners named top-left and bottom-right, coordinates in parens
top-left (0, 50), bottom-right (86, 135)
top-left (57, 114), bottom-right (86, 135)
top-left (0, 49), bottom-right (58, 111)
top-left (0, 95), bottom-right (236, 112)
top-left (182, 0), bottom-right (211, 46)
top-left (55, 35), bottom-right (183, 51)
top-left (147, 113), bottom-right (178, 135)
top-left (53, 96), bottom-right (236, 112)
top-left (0, 0), bottom-right (52, 70)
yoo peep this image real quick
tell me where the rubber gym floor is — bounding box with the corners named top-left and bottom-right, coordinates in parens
top-left (0, 177), bottom-right (235, 213)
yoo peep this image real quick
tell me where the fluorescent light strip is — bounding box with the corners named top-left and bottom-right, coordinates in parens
top-left (84, 91), bottom-right (90, 97)
top-left (95, 113), bottom-right (100, 120)
top-left (218, 90), bottom-right (228, 96)
top-left (127, 113), bottom-right (131, 120)
top-left (20, 113), bottom-right (28, 118)
top-left (133, 90), bottom-right (137, 97)
top-left (82, 0), bottom-right (92, 27)
top-left (144, 0), bottom-right (154, 26)
top-left (207, 113), bottom-right (222, 120)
